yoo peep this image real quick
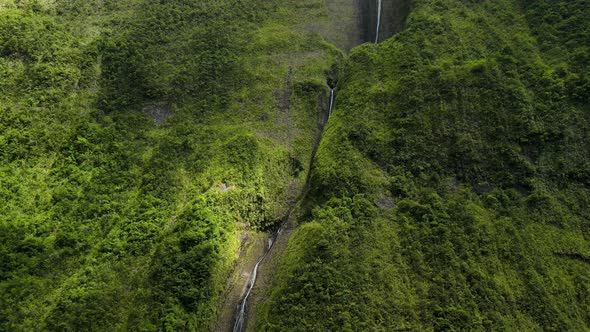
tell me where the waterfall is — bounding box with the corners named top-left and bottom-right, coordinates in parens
top-left (375, 0), bottom-right (382, 43)
top-left (233, 226), bottom-right (287, 332)
top-left (328, 88), bottom-right (335, 117)
top-left (232, 260), bottom-right (256, 332)
top-left (232, 85), bottom-right (336, 332)
top-left (233, 239), bottom-right (272, 332)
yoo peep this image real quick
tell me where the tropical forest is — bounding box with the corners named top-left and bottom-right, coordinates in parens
top-left (0, 0), bottom-right (589, 331)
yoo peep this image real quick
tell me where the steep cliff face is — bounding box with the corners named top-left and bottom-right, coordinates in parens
top-left (321, 0), bottom-right (365, 50)
top-left (0, 0), bottom-right (340, 330)
top-left (358, 0), bottom-right (412, 43)
top-left (2, 0), bottom-right (589, 331)
top-left (254, 0), bottom-right (590, 330)
top-left (379, 0), bottom-right (412, 41)
top-left (311, 0), bottom-right (412, 50)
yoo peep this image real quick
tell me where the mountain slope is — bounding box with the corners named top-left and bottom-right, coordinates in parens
top-left (0, 0), bottom-right (341, 330)
top-left (1, 0), bottom-right (588, 331)
top-left (255, 0), bottom-right (590, 330)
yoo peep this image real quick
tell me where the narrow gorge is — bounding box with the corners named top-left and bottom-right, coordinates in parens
top-left (1, 0), bottom-right (589, 331)
top-left (232, 85), bottom-right (336, 332)
top-left (228, 1), bottom-right (410, 330)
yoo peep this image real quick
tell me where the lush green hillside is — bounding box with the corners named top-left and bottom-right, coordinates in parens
top-left (0, 0), bottom-right (340, 330)
top-left (255, 0), bottom-right (590, 330)
top-left (2, 0), bottom-right (589, 331)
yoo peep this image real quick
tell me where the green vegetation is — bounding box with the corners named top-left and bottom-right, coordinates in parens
top-left (255, 0), bottom-right (590, 330)
top-left (0, 0), bottom-right (339, 330)
top-left (2, 0), bottom-right (589, 331)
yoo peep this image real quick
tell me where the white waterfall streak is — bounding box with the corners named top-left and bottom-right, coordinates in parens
top-left (375, 0), bottom-right (382, 43)
top-left (233, 86), bottom-right (335, 332)
top-left (233, 240), bottom-right (271, 332)
top-left (329, 89), bottom-right (335, 117)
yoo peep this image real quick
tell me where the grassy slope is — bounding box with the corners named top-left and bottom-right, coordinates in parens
top-left (255, 0), bottom-right (590, 330)
top-left (0, 0), bottom-right (341, 330)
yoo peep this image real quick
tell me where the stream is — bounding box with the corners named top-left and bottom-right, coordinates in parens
top-left (232, 0), bottom-right (391, 328)
top-left (232, 88), bottom-right (336, 332)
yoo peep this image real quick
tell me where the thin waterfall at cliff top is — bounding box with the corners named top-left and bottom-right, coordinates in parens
top-left (375, 0), bottom-right (382, 43)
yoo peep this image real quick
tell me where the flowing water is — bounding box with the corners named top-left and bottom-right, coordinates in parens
top-left (328, 88), bottom-right (335, 117)
top-left (232, 88), bottom-right (336, 332)
top-left (232, 232), bottom-right (276, 332)
top-left (375, 0), bottom-right (382, 43)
